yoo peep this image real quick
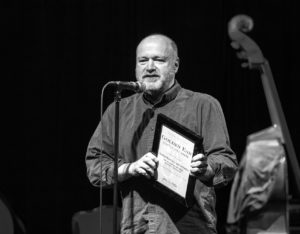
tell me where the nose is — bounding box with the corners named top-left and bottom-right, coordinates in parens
top-left (146, 59), bottom-right (155, 72)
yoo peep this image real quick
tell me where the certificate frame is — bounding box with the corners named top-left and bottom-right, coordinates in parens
top-left (151, 113), bottom-right (203, 207)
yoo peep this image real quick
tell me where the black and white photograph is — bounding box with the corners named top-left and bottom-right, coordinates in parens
top-left (1, 1), bottom-right (300, 234)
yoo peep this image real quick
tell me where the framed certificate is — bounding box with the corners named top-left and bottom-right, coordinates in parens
top-left (151, 113), bottom-right (203, 207)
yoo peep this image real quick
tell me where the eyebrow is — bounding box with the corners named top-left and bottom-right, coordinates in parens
top-left (137, 56), bottom-right (168, 60)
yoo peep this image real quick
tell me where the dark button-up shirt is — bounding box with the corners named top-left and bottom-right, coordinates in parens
top-left (86, 81), bottom-right (238, 234)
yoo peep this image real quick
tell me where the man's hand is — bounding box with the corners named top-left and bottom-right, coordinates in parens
top-left (190, 153), bottom-right (214, 181)
top-left (128, 152), bottom-right (158, 179)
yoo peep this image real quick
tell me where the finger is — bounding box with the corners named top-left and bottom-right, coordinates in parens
top-left (190, 167), bottom-right (207, 175)
top-left (190, 161), bottom-right (207, 169)
top-left (144, 159), bottom-right (158, 170)
top-left (190, 161), bottom-right (201, 168)
top-left (132, 162), bottom-right (151, 176)
top-left (143, 155), bottom-right (158, 169)
top-left (135, 160), bottom-right (155, 177)
top-left (141, 165), bottom-right (155, 176)
top-left (191, 153), bottom-right (205, 162)
top-left (145, 168), bottom-right (155, 177)
top-left (144, 152), bottom-right (159, 163)
top-left (139, 168), bottom-right (152, 179)
top-left (137, 167), bottom-right (147, 176)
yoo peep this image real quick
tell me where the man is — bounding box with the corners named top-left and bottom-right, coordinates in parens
top-left (86, 34), bottom-right (238, 234)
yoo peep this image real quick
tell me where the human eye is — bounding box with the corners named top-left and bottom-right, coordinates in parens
top-left (154, 57), bottom-right (166, 63)
top-left (138, 58), bottom-right (148, 65)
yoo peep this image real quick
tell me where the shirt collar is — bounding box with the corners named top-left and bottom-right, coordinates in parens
top-left (142, 80), bottom-right (181, 107)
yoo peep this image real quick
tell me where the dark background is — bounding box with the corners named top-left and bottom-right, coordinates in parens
top-left (1, 0), bottom-right (299, 233)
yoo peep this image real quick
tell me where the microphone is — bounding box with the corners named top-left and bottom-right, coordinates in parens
top-left (109, 81), bottom-right (146, 93)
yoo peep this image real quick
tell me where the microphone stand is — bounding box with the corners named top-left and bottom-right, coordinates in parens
top-left (113, 87), bottom-right (121, 234)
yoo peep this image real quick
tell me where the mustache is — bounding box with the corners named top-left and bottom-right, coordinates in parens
top-left (142, 74), bottom-right (160, 78)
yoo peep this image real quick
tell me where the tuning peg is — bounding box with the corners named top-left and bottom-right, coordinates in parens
top-left (236, 51), bottom-right (247, 60)
top-left (241, 62), bottom-right (249, 68)
top-left (231, 41), bottom-right (240, 50)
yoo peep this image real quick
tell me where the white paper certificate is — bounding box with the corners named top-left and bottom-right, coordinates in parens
top-left (156, 125), bottom-right (195, 198)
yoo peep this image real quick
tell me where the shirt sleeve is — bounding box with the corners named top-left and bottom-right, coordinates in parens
top-left (199, 96), bottom-right (238, 187)
top-left (85, 103), bottom-right (126, 188)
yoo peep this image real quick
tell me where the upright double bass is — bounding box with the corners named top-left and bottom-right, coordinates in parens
top-left (226, 15), bottom-right (300, 234)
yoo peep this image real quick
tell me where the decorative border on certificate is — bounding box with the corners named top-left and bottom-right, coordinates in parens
top-left (152, 113), bottom-right (203, 207)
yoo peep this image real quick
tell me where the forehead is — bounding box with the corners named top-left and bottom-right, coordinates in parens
top-left (136, 37), bottom-right (172, 57)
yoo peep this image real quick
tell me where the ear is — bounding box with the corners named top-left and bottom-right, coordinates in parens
top-left (174, 57), bottom-right (180, 73)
